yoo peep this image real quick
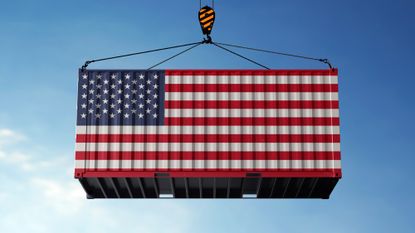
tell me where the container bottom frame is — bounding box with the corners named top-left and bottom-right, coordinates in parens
top-left (78, 176), bottom-right (339, 199)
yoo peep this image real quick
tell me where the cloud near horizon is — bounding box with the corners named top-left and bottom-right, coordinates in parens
top-left (0, 128), bottom-right (194, 233)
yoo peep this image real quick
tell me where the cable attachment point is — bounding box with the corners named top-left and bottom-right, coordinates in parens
top-left (203, 35), bottom-right (213, 44)
top-left (319, 59), bottom-right (333, 69)
top-left (81, 61), bottom-right (92, 72)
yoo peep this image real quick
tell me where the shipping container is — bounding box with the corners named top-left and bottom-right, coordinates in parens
top-left (75, 69), bottom-right (341, 199)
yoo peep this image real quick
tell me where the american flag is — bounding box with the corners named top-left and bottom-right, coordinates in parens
top-left (75, 70), bottom-right (341, 178)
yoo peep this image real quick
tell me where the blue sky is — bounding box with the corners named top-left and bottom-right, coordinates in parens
top-left (1, 0), bottom-right (414, 232)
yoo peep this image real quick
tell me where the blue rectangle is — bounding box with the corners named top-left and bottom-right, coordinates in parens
top-left (77, 70), bottom-right (165, 126)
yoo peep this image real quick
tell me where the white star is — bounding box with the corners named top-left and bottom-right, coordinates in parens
top-left (132, 90), bottom-right (138, 94)
top-left (81, 104), bottom-right (87, 109)
top-left (153, 93), bottom-right (158, 99)
top-left (153, 84), bottom-right (158, 89)
top-left (125, 84), bottom-right (130, 89)
top-left (88, 99), bottom-right (94, 104)
top-left (96, 94), bottom-right (101, 99)
top-left (153, 113), bottom-right (158, 118)
top-left (139, 84), bottom-right (144, 89)
top-left (111, 74), bottom-right (117, 79)
top-left (96, 74), bottom-right (102, 79)
top-left (132, 80), bottom-right (138, 84)
top-left (139, 94), bottom-right (144, 99)
top-left (138, 104), bottom-right (144, 109)
top-left (82, 84), bottom-right (87, 89)
top-left (124, 113), bottom-right (130, 119)
top-left (110, 94), bottom-right (116, 99)
top-left (110, 104), bottom-right (116, 109)
top-left (111, 84), bottom-right (116, 89)
top-left (124, 104), bottom-right (130, 109)
top-left (146, 89), bottom-right (151, 94)
top-left (110, 113), bottom-right (115, 118)
top-left (138, 113), bottom-right (144, 119)
top-left (146, 108), bottom-right (151, 114)
top-left (103, 89), bottom-right (109, 94)
top-left (82, 94), bottom-right (87, 99)
top-left (96, 84), bottom-right (102, 89)
top-left (103, 99), bottom-right (109, 104)
top-left (89, 89), bottom-right (94, 94)
top-left (117, 89), bottom-right (122, 94)
top-left (139, 74), bottom-right (145, 79)
top-left (146, 80), bottom-right (152, 85)
top-left (117, 99), bottom-right (122, 104)
top-left (96, 104), bottom-right (101, 108)
top-left (153, 74), bottom-right (158, 79)
top-left (82, 74), bottom-right (88, 79)
top-left (104, 80), bottom-right (109, 84)
top-left (146, 99), bottom-right (151, 104)
top-left (95, 113), bottom-right (101, 118)
top-left (81, 113), bottom-right (86, 118)
top-left (131, 109), bottom-right (137, 114)
top-left (124, 94), bottom-right (130, 99)
top-left (125, 74), bottom-right (130, 79)
top-left (103, 109), bottom-right (108, 114)
top-left (153, 103), bottom-right (158, 109)
top-left (88, 109), bottom-right (94, 114)
top-left (118, 80), bottom-right (122, 84)
top-left (117, 109), bottom-right (122, 114)
top-left (131, 99), bottom-right (137, 104)
top-left (89, 80), bottom-right (95, 85)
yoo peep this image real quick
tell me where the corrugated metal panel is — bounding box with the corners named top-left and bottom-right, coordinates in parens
top-left (75, 69), bottom-right (341, 199)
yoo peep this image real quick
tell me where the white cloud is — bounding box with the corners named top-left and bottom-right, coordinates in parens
top-left (30, 177), bottom-right (86, 215)
top-left (0, 128), bottom-right (69, 172)
top-left (0, 128), bottom-right (25, 146)
top-left (0, 148), bottom-right (65, 172)
top-left (0, 128), bottom-right (195, 233)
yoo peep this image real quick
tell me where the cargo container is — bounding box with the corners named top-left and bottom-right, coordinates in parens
top-left (75, 69), bottom-right (341, 199)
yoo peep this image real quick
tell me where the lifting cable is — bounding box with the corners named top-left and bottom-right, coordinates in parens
top-left (200, 0), bottom-right (214, 9)
top-left (147, 42), bottom-right (203, 70)
top-left (81, 39), bottom-right (332, 70)
top-left (214, 42), bottom-right (333, 69)
top-left (81, 41), bottom-right (202, 71)
top-left (212, 42), bottom-right (270, 70)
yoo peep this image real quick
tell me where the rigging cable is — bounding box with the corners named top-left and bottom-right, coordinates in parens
top-left (81, 41), bottom-right (202, 71)
top-left (199, 0), bottom-right (214, 9)
top-left (212, 42), bottom-right (270, 70)
top-left (214, 42), bottom-right (333, 69)
top-left (147, 42), bottom-right (203, 70)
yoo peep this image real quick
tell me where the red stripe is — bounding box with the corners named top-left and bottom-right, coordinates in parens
top-left (165, 84), bottom-right (338, 92)
top-left (165, 69), bottom-right (338, 76)
top-left (164, 117), bottom-right (338, 126)
top-left (75, 169), bottom-right (342, 178)
top-left (76, 134), bottom-right (340, 143)
top-left (75, 151), bottom-right (341, 160)
top-left (165, 100), bottom-right (338, 109)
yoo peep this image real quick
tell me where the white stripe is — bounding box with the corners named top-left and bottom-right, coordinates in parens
top-left (165, 92), bottom-right (338, 101)
top-left (76, 125), bottom-right (340, 135)
top-left (165, 109), bottom-right (339, 118)
top-left (75, 160), bottom-right (341, 169)
top-left (75, 142), bottom-right (340, 152)
top-left (166, 75), bottom-right (338, 84)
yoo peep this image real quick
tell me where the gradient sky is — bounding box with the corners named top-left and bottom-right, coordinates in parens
top-left (1, 1), bottom-right (414, 232)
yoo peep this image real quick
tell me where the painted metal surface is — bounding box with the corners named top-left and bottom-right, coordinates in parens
top-left (75, 69), bottom-right (341, 199)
